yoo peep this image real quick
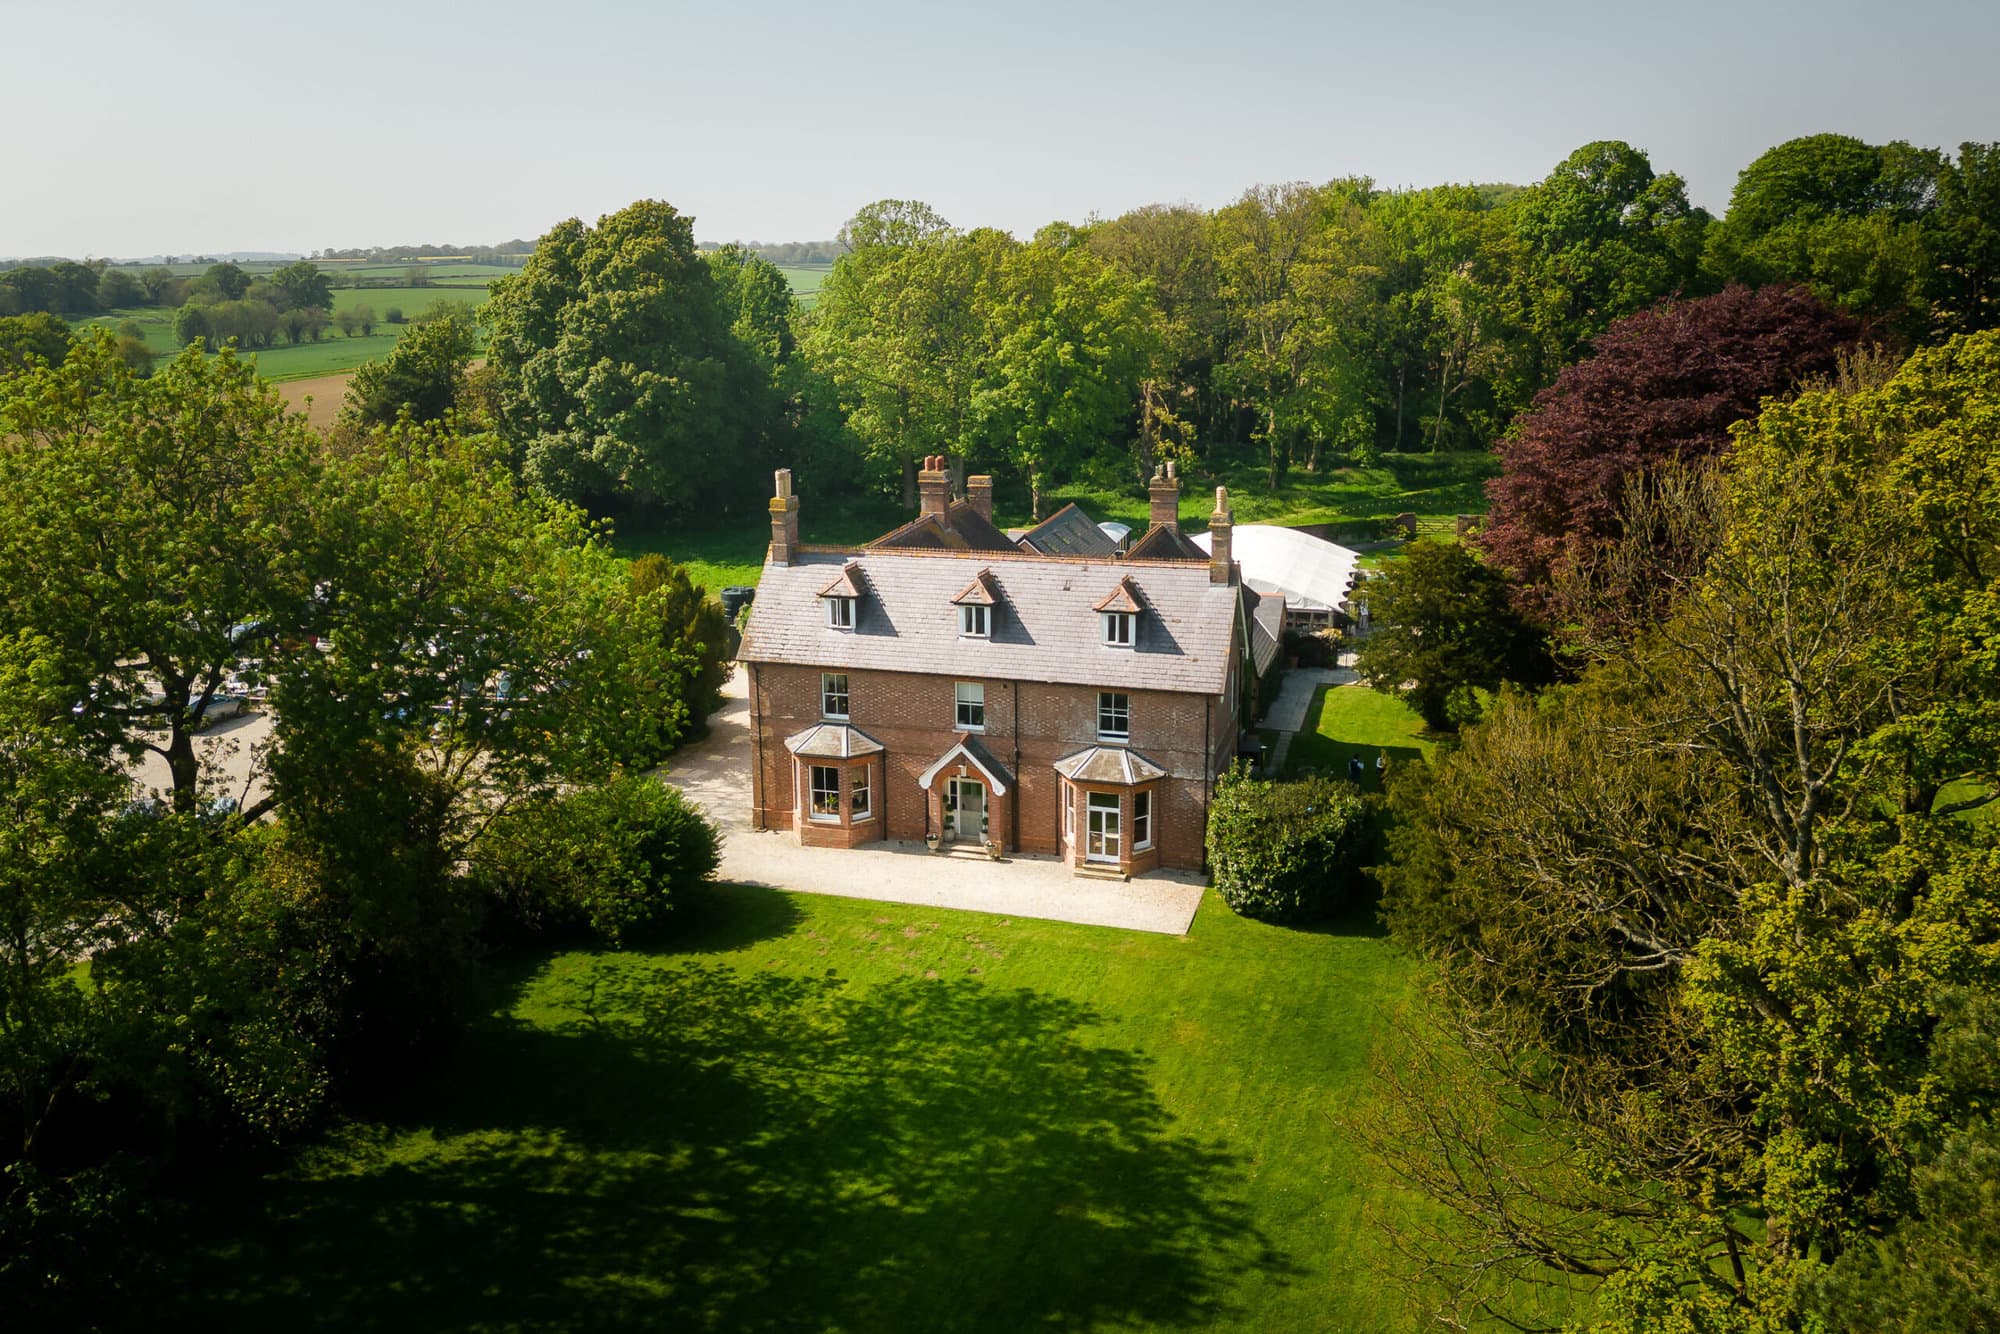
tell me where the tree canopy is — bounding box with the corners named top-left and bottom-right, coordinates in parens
top-left (482, 199), bottom-right (783, 516)
top-left (1373, 328), bottom-right (2000, 1330)
top-left (1480, 283), bottom-right (1859, 624)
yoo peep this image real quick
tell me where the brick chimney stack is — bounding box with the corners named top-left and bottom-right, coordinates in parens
top-left (770, 468), bottom-right (800, 566)
top-left (1209, 485), bottom-right (1235, 586)
top-left (967, 474), bottom-right (994, 522)
top-left (1148, 461), bottom-right (1181, 532)
top-left (918, 454), bottom-right (951, 518)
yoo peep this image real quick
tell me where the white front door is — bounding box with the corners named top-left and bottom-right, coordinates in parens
top-left (949, 778), bottom-right (986, 842)
top-left (1086, 793), bottom-right (1121, 863)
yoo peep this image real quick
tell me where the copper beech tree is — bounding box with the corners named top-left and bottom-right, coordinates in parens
top-left (1479, 283), bottom-right (1859, 628)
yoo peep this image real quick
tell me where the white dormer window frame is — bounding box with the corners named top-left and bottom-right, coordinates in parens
top-left (959, 603), bottom-right (990, 638)
top-left (825, 596), bottom-right (856, 630)
top-left (1101, 611), bottom-right (1135, 647)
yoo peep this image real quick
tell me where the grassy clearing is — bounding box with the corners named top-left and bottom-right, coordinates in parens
top-left (166, 881), bottom-right (1433, 1332)
top-left (1284, 685), bottom-right (1432, 786)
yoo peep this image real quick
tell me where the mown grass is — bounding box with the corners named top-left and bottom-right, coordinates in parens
top-left (1042, 451), bottom-right (1497, 542)
top-left (164, 881), bottom-right (1434, 1332)
top-left (616, 451), bottom-right (1498, 597)
top-left (1284, 685), bottom-right (1433, 786)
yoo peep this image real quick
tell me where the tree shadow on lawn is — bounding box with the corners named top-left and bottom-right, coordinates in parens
top-left (174, 958), bottom-right (1293, 1332)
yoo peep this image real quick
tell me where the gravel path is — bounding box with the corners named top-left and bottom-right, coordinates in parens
top-left (660, 672), bottom-right (1207, 936)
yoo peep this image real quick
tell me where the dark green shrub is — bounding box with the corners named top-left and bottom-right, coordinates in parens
top-left (1206, 767), bottom-right (1374, 923)
top-left (474, 774), bottom-right (719, 945)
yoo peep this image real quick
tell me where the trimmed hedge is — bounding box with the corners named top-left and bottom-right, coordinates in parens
top-left (473, 773), bottom-right (720, 945)
top-left (1206, 766), bottom-right (1374, 923)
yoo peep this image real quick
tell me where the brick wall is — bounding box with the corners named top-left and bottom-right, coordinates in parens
top-left (748, 662), bottom-right (1227, 870)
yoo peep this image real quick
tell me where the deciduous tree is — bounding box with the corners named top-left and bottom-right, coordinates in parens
top-left (1481, 284), bottom-right (1859, 624)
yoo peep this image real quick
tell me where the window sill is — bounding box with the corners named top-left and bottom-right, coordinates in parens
top-left (808, 813), bottom-right (841, 824)
top-left (822, 713), bottom-right (850, 722)
top-left (1097, 734), bottom-right (1129, 744)
top-left (852, 812), bottom-right (874, 823)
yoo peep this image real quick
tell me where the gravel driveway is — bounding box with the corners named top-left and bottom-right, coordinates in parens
top-left (660, 671), bottom-right (1207, 936)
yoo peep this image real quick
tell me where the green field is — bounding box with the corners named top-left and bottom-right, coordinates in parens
top-left (73, 282), bottom-right (500, 382)
top-left (164, 882), bottom-right (1435, 1332)
top-left (778, 263), bottom-right (830, 308)
top-left (614, 451), bottom-right (1499, 598)
top-left (75, 259), bottom-right (829, 383)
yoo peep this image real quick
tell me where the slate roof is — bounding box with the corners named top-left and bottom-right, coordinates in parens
top-left (1092, 576), bottom-right (1144, 614)
top-left (1125, 524), bottom-right (1208, 562)
top-left (741, 548), bottom-right (1240, 695)
top-left (952, 569), bottom-right (999, 606)
top-left (1246, 587), bottom-right (1285, 676)
top-left (1016, 503), bottom-right (1120, 558)
top-left (817, 562), bottom-right (867, 599)
top-left (869, 500), bottom-right (1018, 553)
top-left (784, 722), bottom-right (885, 759)
top-left (916, 733), bottom-right (1015, 794)
top-left (1054, 745), bottom-right (1169, 785)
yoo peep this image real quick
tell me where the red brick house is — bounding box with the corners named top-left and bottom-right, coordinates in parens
top-left (738, 457), bottom-right (1271, 876)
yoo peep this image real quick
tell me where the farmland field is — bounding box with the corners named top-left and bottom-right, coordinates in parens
top-left (73, 280), bottom-right (501, 382)
top-left (778, 263), bottom-right (830, 307)
top-left (75, 259), bottom-right (829, 381)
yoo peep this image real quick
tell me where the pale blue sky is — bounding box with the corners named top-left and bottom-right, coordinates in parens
top-left (2, 0), bottom-right (1994, 258)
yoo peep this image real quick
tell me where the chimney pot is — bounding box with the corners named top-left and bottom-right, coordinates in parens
top-left (1148, 461), bottom-right (1182, 534)
top-left (1209, 485), bottom-right (1234, 586)
top-left (917, 454), bottom-right (951, 518)
top-left (770, 468), bottom-right (801, 565)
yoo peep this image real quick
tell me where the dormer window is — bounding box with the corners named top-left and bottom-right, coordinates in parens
top-left (952, 568), bottom-right (999, 640)
top-left (818, 560), bottom-right (866, 632)
top-left (1093, 575), bottom-right (1143, 649)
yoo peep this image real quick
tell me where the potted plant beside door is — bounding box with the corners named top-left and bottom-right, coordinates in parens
top-left (925, 828), bottom-right (942, 852)
top-left (984, 838), bottom-right (1003, 861)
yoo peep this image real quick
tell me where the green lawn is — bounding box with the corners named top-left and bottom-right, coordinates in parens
top-left (165, 882), bottom-right (1433, 1332)
top-left (609, 492), bottom-right (914, 595)
top-left (619, 451), bottom-right (1496, 599)
top-left (1042, 452), bottom-right (1497, 544)
top-left (1284, 685), bottom-right (1433, 785)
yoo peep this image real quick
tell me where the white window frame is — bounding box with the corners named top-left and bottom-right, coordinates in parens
top-left (808, 764), bottom-right (841, 821)
top-left (1134, 789), bottom-right (1153, 850)
top-left (1086, 791), bottom-right (1121, 863)
top-left (954, 680), bottom-right (985, 732)
top-left (825, 597), bottom-right (855, 630)
top-left (1101, 611), bottom-right (1134, 647)
top-left (1064, 781), bottom-right (1074, 841)
top-left (959, 603), bottom-right (989, 638)
top-left (1097, 691), bottom-right (1130, 741)
top-left (821, 672), bottom-right (849, 720)
top-left (850, 765), bottom-right (872, 821)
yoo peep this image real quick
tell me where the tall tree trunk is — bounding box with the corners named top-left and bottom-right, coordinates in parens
top-left (1138, 381), bottom-right (1157, 481)
top-left (1265, 409), bottom-right (1280, 492)
top-left (1393, 364), bottom-right (1406, 451)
